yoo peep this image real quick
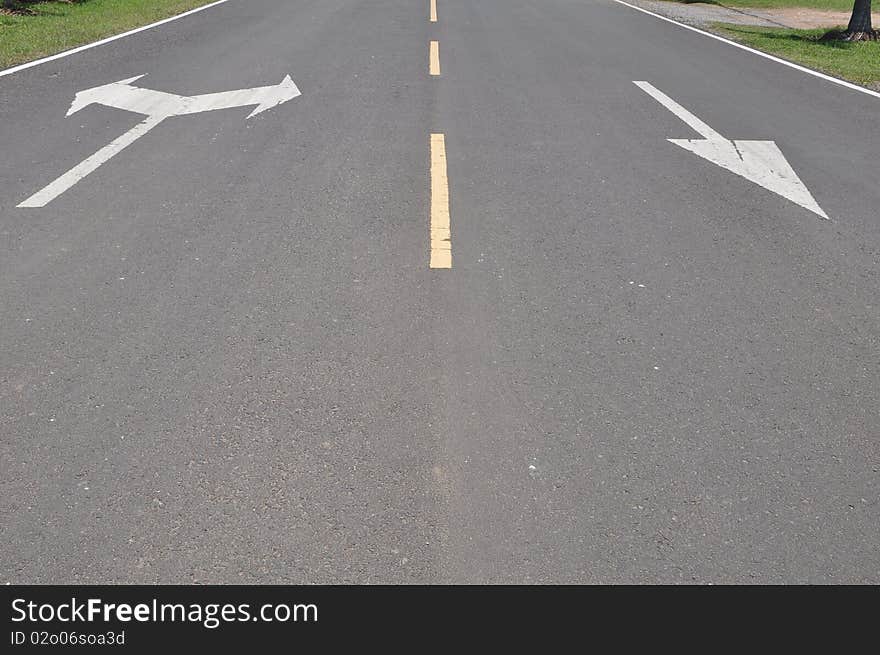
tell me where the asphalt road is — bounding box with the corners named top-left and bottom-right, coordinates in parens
top-left (1, 0), bottom-right (878, 584)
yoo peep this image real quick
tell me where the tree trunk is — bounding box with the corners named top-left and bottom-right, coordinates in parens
top-left (841, 0), bottom-right (878, 40)
top-left (848, 0), bottom-right (873, 32)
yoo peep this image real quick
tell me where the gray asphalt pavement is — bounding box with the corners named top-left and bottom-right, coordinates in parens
top-left (1, 0), bottom-right (878, 584)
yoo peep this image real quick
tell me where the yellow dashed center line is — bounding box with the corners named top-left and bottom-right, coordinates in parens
top-left (430, 133), bottom-right (451, 269)
top-left (429, 40), bottom-right (440, 76)
top-left (430, 0), bottom-right (438, 22)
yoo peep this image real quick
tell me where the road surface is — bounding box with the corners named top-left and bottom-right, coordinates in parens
top-left (1, 0), bottom-right (878, 583)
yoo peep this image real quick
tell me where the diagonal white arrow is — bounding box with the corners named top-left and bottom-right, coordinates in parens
top-left (19, 74), bottom-right (301, 208)
top-left (634, 81), bottom-right (827, 219)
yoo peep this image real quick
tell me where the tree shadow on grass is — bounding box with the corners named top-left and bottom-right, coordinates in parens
top-left (721, 24), bottom-right (862, 49)
top-left (2, 0), bottom-right (94, 14)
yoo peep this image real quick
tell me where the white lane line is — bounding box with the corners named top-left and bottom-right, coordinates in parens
top-left (17, 115), bottom-right (165, 208)
top-left (614, 0), bottom-right (880, 100)
top-left (0, 0), bottom-right (231, 79)
top-left (430, 0), bottom-right (438, 22)
top-left (633, 81), bottom-right (723, 140)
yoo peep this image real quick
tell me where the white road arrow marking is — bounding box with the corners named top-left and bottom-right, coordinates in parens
top-left (634, 81), bottom-right (827, 219)
top-left (19, 74), bottom-right (301, 208)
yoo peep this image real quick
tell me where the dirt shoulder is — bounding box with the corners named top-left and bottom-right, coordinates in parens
top-left (625, 0), bottom-right (877, 29)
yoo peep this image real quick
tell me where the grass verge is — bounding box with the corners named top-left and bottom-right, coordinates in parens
top-left (0, 0), bottom-right (220, 70)
top-left (715, 23), bottom-right (880, 88)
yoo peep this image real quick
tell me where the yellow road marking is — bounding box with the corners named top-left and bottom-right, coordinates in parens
top-left (430, 134), bottom-right (451, 269)
top-left (430, 0), bottom-right (437, 22)
top-left (429, 41), bottom-right (440, 76)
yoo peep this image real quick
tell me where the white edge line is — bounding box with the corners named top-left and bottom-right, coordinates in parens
top-left (0, 0), bottom-right (230, 79)
top-left (613, 0), bottom-right (880, 100)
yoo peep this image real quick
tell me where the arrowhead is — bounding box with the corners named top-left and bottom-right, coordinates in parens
top-left (246, 75), bottom-right (301, 119)
top-left (66, 75), bottom-right (146, 116)
top-left (669, 137), bottom-right (828, 219)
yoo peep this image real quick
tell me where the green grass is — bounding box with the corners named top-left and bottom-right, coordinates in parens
top-left (673, 0), bottom-right (857, 11)
top-left (0, 0), bottom-right (219, 69)
top-left (715, 24), bottom-right (880, 87)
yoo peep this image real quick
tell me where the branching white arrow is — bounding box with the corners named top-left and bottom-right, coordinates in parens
top-left (19, 74), bottom-right (301, 208)
top-left (634, 81), bottom-right (827, 219)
